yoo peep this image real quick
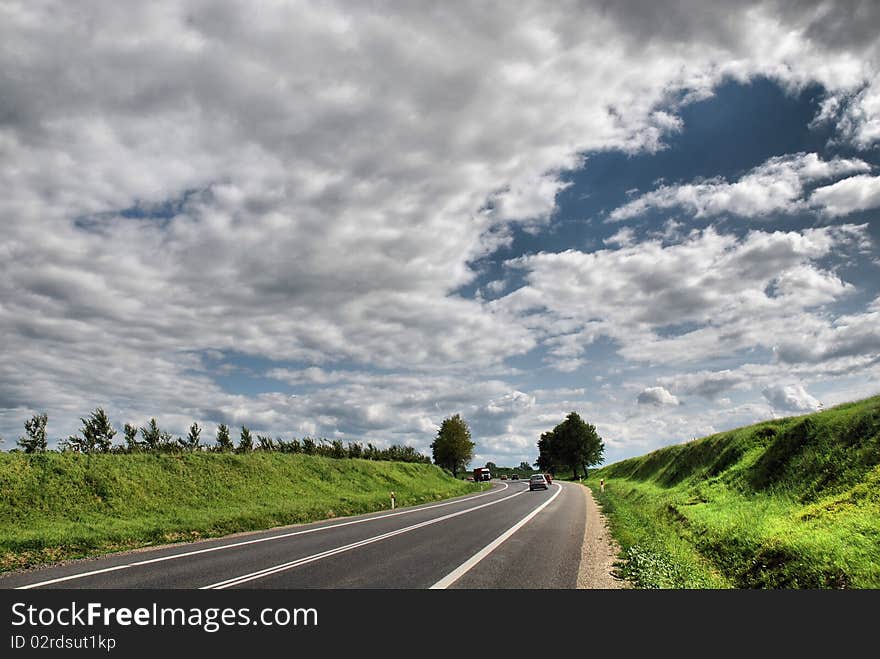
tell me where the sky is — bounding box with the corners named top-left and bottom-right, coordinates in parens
top-left (2, 1), bottom-right (880, 468)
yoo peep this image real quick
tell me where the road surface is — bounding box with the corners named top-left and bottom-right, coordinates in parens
top-left (0, 480), bottom-right (585, 589)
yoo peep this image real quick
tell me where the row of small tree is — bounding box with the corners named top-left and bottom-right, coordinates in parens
top-left (11, 408), bottom-right (605, 474)
top-left (11, 408), bottom-right (430, 463)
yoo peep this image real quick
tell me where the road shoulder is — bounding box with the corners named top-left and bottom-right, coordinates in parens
top-left (576, 483), bottom-right (630, 589)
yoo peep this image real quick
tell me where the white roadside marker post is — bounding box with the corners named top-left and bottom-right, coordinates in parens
top-left (391, 491), bottom-right (396, 509)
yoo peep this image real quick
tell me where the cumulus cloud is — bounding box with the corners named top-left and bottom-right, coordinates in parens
top-left (608, 153), bottom-right (870, 221)
top-left (826, 73), bottom-right (880, 148)
top-left (637, 387), bottom-right (680, 406)
top-left (762, 383), bottom-right (822, 412)
top-left (653, 358), bottom-right (880, 407)
top-left (658, 369), bottom-right (751, 399)
top-left (604, 227), bottom-right (638, 247)
top-left (500, 224), bottom-right (867, 366)
top-left (773, 300), bottom-right (880, 364)
top-left (1, 0), bottom-right (727, 401)
top-left (809, 174), bottom-right (880, 216)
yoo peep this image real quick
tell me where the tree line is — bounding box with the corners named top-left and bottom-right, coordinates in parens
top-left (8, 408), bottom-right (430, 463)
top-left (8, 408), bottom-right (605, 476)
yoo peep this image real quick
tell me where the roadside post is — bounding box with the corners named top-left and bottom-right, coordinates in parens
top-left (390, 491), bottom-right (396, 509)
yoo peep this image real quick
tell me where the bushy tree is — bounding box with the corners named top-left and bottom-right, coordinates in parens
top-left (519, 461), bottom-right (532, 471)
top-left (256, 434), bottom-right (275, 451)
top-left (430, 414), bottom-right (475, 478)
top-left (63, 408), bottom-right (116, 453)
top-left (535, 412), bottom-right (604, 479)
top-left (216, 423), bottom-right (233, 452)
top-left (535, 430), bottom-right (558, 473)
top-left (18, 412), bottom-right (48, 453)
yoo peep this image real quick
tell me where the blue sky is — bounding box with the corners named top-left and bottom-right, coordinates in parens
top-left (2, 1), bottom-right (880, 467)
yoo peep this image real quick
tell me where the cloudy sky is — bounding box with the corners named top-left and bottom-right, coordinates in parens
top-left (2, 1), bottom-right (880, 467)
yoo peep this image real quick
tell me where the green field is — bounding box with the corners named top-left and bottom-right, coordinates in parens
top-left (584, 395), bottom-right (880, 589)
top-left (0, 452), bottom-right (481, 573)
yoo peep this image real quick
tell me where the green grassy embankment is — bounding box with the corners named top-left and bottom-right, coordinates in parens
top-left (585, 395), bottom-right (880, 588)
top-left (0, 452), bottom-right (482, 573)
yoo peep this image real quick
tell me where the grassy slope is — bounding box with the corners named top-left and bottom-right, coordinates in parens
top-left (585, 395), bottom-right (880, 588)
top-left (0, 452), bottom-right (481, 572)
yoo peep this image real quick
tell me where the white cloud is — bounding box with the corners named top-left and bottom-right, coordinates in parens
top-left (500, 224), bottom-right (866, 366)
top-left (773, 301), bottom-right (880, 364)
top-left (608, 153), bottom-right (870, 221)
top-left (809, 174), bottom-right (880, 216)
top-left (540, 328), bottom-right (600, 371)
top-left (483, 279), bottom-right (509, 295)
top-left (762, 383), bottom-right (822, 412)
top-left (832, 73), bottom-right (880, 148)
top-left (604, 227), bottom-right (637, 247)
top-left (491, 173), bottom-right (574, 225)
top-left (637, 386), bottom-right (680, 406)
top-left (651, 355), bottom-right (880, 409)
top-left (649, 219), bottom-right (687, 243)
top-left (658, 369), bottom-right (751, 399)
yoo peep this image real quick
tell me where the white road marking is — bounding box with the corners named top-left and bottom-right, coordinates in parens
top-left (15, 482), bottom-right (507, 590)
top-left (202, 486), bottom-right (530, 588)
top-left (429, 482), bottom-right (564, 589)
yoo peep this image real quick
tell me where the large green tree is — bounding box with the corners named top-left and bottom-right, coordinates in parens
top-left (430, 414), bottom-right (475, 478)
top-left (536, 412), bottom-right (604, 479)
top-left (535, 429), bottom-right (558, 473)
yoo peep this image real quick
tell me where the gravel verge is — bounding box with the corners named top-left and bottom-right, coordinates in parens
top-left (576, 483), bottom-right (630, 589)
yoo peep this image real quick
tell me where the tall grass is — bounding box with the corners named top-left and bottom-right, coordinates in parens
top-left (0, 452), bottom-right (481, 572)
top-left (588, 395), bottom-right (880, 588)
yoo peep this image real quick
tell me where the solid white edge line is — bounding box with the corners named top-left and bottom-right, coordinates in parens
top-left (203, 486), bottom-right (530, 589)
top-left (429, 482), bottom-right (564, 589)
top-left (15, 481), bottom-right (506, 590)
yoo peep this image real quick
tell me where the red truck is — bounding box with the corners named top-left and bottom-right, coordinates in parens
top-left (473, 467), bottom-right (492, 482)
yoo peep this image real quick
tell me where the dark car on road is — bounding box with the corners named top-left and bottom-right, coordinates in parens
top-left (529, 474), bottom-right (548, 491)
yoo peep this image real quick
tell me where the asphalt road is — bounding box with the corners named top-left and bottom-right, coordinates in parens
top-left (0, 480), bottom-right (585, 589)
